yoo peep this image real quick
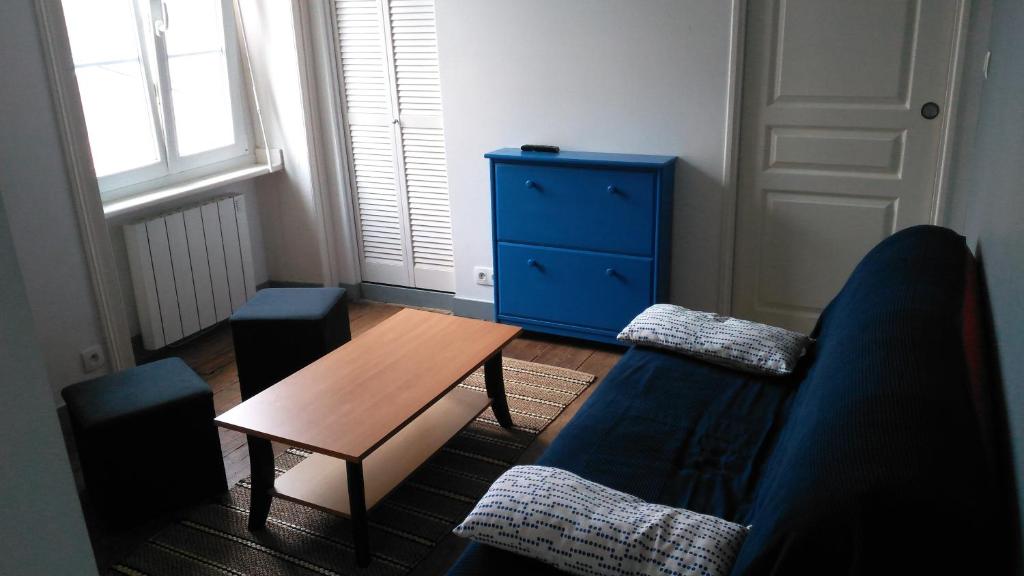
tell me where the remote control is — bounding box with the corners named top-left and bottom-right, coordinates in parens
top-left (520, 144), bottom-right (560, 153)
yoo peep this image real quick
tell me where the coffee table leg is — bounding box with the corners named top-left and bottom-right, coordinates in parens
top-left (485, 351), bottom-right (514, 428)
top-left (347, 461), bottom-right (370, 566)
top-left (247, 435), bottom-right (274, 530)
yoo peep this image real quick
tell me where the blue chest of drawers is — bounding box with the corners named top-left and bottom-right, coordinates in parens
top-left (486, 148), bottom-right (676, 344)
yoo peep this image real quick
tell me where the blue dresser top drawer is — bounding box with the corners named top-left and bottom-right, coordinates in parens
top-left (497, 242), bottom-right (652, 333)
top-left (494, 163), bottom-right (656, 256)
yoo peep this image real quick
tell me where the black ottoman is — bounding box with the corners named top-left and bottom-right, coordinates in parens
top-left (230, 287), bottom-right (350, 400)
top-left (61, 358), bottom-right (227, 527)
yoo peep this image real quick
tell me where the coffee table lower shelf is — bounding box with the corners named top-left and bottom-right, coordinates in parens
top-left (271, 387), bottom-right (492, 517)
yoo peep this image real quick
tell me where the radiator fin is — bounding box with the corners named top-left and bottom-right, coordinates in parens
top-left (125, 195), bottom-right (256, 350)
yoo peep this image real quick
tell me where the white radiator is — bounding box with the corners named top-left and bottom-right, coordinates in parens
top-left (125, 195), bottom-right (256, 350)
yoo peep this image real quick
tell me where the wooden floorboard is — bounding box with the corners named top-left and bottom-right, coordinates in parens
top-left (534, 339), bottom-right (596, 371)
top-left (502, 336), bottom-right (551, 362)
top-left (109, 300), bottom-right (622, 574)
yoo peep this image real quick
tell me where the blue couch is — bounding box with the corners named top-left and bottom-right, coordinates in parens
top-left (450, 226), bottom-right (1005, 575)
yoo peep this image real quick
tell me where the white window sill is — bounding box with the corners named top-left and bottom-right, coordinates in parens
top-left (103, 149), bottom-right (283, 224)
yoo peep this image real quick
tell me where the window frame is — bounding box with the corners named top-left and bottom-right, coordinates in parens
top-left (66, 0), bottom-right (255, 197)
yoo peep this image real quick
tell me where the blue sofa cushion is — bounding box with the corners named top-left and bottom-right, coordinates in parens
top-left (448, 345), bottom-right (796, 575)
top-left (450, 225), bottom-right (1001, 576)
top-left (538, 347), bottom-right (796, 517)
top-left (730, 225), bottom-right (1001, 574)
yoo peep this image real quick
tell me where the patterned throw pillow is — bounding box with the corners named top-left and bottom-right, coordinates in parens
top-left (453, 465), bottom-right (748, 576)
top-left (617, 304), bottom-right (811, 376)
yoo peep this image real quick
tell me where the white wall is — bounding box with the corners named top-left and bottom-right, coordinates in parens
top-left (241, 0), bottom-right (347, 287)
top-left (955, 0), bottom-right (1024, 566)
top-left (0, 170), bottom-right (97, 576)
top-left (435, 0), bottom-right (736, 310)
top-left (943, 0), bottom-right (993, 233)
top-left (0, 0), bottom-right (111, 396)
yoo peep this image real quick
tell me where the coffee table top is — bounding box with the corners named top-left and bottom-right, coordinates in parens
top-left (215, 309), bottom-right (521, 461)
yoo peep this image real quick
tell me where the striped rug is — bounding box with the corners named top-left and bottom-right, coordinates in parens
top-left (110, 358), bottom-right (595, 576)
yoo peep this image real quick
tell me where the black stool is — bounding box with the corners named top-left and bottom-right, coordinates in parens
top-left (230, 287), bottom-right (350, 400)
top-left (61, 358), bottom-right (227, 527)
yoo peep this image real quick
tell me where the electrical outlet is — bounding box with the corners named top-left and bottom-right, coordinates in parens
top-left (474, 266), bottom-right (494, 286)
top-left (80, 344), bottom-right (106, 373)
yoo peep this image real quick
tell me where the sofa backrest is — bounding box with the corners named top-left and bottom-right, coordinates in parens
top-left (730, 226), bottom-right (1003, 574)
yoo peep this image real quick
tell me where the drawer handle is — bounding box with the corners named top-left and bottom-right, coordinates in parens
top-left (527, 258), bottom-right (538, 267)
top-left (605, 267), bottom-right (617, 277)
top-left (525, 179), bottom-right (537, 189)
top-left (607, 185), bottom-right (618, 195)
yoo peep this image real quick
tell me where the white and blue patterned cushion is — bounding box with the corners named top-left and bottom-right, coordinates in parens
top-left (453, 465), bottom-right (748, 576)
top-left (616, 304), bottom-right (811, 376)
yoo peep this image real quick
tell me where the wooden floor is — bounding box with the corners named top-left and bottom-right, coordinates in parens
top-left (128, 300), bottom-right (622, 575)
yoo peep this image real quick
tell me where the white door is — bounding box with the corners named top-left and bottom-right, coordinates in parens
top-left (335, 0), bottom-right (454, 292)
top-left (732, 0), bottom-right (959, 332)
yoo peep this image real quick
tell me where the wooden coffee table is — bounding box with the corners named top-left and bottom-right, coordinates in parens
top-left (214, 309), bottom-right (521, 566)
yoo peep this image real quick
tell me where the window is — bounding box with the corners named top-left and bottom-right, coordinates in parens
top-left (61, 0), bottom-right (251, 197)
top-left (334, 0), bottom-right (454, 292)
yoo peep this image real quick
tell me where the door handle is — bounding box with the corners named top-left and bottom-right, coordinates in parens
top-left (921, 102), bottom-right (941, 120)
top-left (155, 0), bottom-right (169, 35)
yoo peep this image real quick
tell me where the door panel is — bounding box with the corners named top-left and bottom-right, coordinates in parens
top-left (759, 191), bottom-right (897, 314)
top-left (771, 0), bottom-right (917, 105)
top-left (767, 128), bottom-right (905, 176)
top-left (733, 0), bottom-right (958, 332)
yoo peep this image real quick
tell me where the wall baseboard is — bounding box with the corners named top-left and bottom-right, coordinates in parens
top-left (360, 283), bottom-right (453, 311)
top-left (266, 280), bottom-right (362, 301)
top-left (452, 296), bottom-right (495, 320)
top-left (339, 282), bottom-right (361, 301)
top-left (128, 283), bottom-right (473, 356)
top-left (54, 404), bottom-right (86, 491)
top-left (127, 281), bottom-right (354, 356)
top-left (266, 280), bottom-right (320, 289)
top-left (267, 281), bottom-right (466, 314)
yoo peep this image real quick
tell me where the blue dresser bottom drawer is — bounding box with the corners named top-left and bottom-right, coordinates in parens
top-left (496, 243), bottom-right (653, 334)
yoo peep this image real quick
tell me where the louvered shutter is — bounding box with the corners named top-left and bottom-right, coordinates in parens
top-left (389, 0), bottom-right (453, 291)
top-left (335, 0), bottom-right (454, 292)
